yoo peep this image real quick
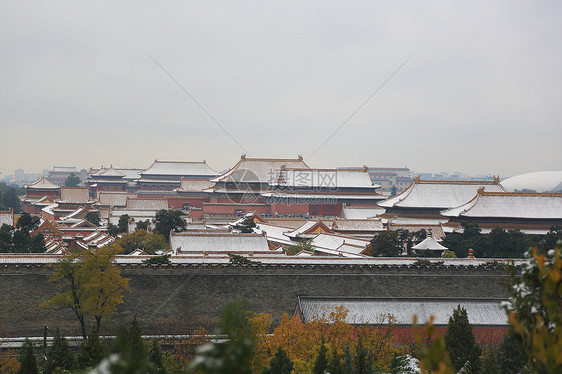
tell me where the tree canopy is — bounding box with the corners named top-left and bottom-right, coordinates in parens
top-left (42, 245), bottom-right (130, 338)
top-left (154, 210), bottom-right (187, 241)
top-left (444, 305), bottom-right (482, 372)
top-left (0, 223), bottom-right (46, 254)
top-left (0, 183), bottom-right (22, 213)
top-left (115, 230), bottom-right (168, 255)
top-left (64, 173), bottom-right (81, 187)
top-left (503, 247), bottom-right (562, 372)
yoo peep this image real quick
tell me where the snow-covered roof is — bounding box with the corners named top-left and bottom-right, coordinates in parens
top-left (59, 187), bottom-right (90, 204)
top-left (309, 233), bottom-right (371, 255)
top-left (261, 192), bottom-right (385, 201)
top-left (141, 160), bottom-right (218, 177)
top-left (441, 191), bottom-right (562, 219)
top-left (501, 171), bottom-right (562, 193)
top-left (256, 223), bottom-right (294, 245)
top-left (387, 217), bottom-right (449, 226)
top-left (41, 203), bottom-right (59, 216)
top-left (59, 208), bottom-right (89, 221)
top-left (96, 167), bottom-right (125, 178)
top-left (331, 219), bottom-right (385, 232)
top-left (211, 155), bottom-right (310, 184)
top-left (91, 167), bottom-right (142, 180)
top-left (170, 232), bottom-right (270, 255)
top-left (274, 168), bottom-right (377, 189)
top-left (284, 220), bottom-right (333, 238)
top-left (52, 166), bottom-right (76, 173)
top-left (341, 206), bottom-right (385, 219)
top-left (125, 198), bottom-right (168, 210)
top-left (96, 192), bottom-right (137, 207)
top-left (108, 209), bottom-right (160, 225)
top-left (0, 209), bottom-right (14, 227)
top-left (378, 179), bottom-right (506, 209)
top-left (296, 297), bottom-right (508, 326)
top-left (412, 237), bottom-right (448, 251)
top-left (26, 176), bottom-right (60, 190)
top-left (176, 178), bottom-right (215, 192)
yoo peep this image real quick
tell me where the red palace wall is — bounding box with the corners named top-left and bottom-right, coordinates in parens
top-left (390, 326), bottom-right (509, 346)
top-left (270, 203), bottom-right (310, 215)
top-left (26, 189), bottom-right (60, 198)
top-left (167, 196), bottom-right (209, 209)
top-left (203, 203), bottom-right (271, 216)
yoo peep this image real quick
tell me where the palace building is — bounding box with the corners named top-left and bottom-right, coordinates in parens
top-left (441, 190), bottom-right (562, 235)
top-left (136, 160), bottom-right (218, 196)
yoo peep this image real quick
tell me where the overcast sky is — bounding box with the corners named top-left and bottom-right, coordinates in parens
top-left (1, 1), bottom-right (560, 178)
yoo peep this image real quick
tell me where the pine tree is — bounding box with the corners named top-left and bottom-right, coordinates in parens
top-left (343, 344), bottom-right (354, 374)
top-left (148, 340), bottom-right (165, 372)
top-left (444, 305), bottom-right (482, 373)
top-left (261, 346), bottom-right (293, 374)
top-left (457, 360), bottom-right (472, 374)
top-left (354, 336), bottom-right (372, 374)
top-left (127, 316), bottom-right (146, 362)
top-left (79, 324), bottom-right (107, 369)
top-left (313, 337), bottom-right (328, 374)
top-left (327, 346), bottom-right (343, 374)
top-left (480, 347), bottom-right (500, 374)
top-left (17, 339), bottom-right (38, 374)
top-left (44, 329), bottom-right (76, 374)
top-left (497, 328), bottom-right (526, 374)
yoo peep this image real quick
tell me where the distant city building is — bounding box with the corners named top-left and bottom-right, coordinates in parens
top-left (14, 168), bottom-right (24, 181)
top-left (341, 167), bottom-right (413, 193)
top-left (47, 166), bottom-right (88, 186)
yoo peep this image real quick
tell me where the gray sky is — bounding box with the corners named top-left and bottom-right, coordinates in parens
top-left (1, 1), bottom-right (561, 178)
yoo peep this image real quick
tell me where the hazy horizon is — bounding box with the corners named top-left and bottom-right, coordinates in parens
top-left (2, 1), bottom-right (561, 178)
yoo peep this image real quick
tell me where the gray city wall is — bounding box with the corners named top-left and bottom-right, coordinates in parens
top-left (0, 263), bottom-right (509, 337)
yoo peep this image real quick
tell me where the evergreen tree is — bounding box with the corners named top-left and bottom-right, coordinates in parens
top-left (44, 329), bottom-right (76, 374)
top-left (342, 345), bottom-right (354, 374)
top-left (313, 337), bottom-right (328, 374)
top-left (17, 339), bottom-right (38, 374)
top-left (239, 216), bottom-right (257, 233)
top-left (79, 324), bottom-right (107, 369)
top-left (497, 328), bottom-right (526, 374)
top-left (107, 223), bottom-right (120, 236)
top-left (137, 220), bottom-right (150, 231)
top-left (444, 306), bottom-right (482, 373)
top-left (327, 346), bottom-right (343, 374)
top-left (390, 354), bottom-right (420, 374)
top-left (188, 300), bottom-right (256, 374)
top-left (148, 339), bottom-right (165, 372)
top-left (127, 316), bottom-right (147, 362)
top-left (16, 213), bottom-right (40, 233)
top-left (29, 234), bottom-right (46, 253)
top-left (480, 347), bottom-right (500, 374)
top-left (0, 185), bottom-right (22, 213)
top-left (64, 173), bottom-right (81, 187)
top-left (118, 214), bottom-right (130, 234)
top-left (457, 360), bottom-right (472, 374)
top-left (85, 211), bottom-right (101, 226)
top-left (354, 336), bottom-right (372, 374)
top-left (370, 231), bottom-right (401, 257)
top-left (154, 209), bottom-right (187, 241)
top-left (261, 346), bottom-right (293, 374)
top-left (0, 224), bottom-right (14, 252)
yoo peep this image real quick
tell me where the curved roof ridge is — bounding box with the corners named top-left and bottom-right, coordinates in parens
top-left (26, 176), bottom-right (60, 190)
top-left (478, 191), bottom-right (562, 197)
